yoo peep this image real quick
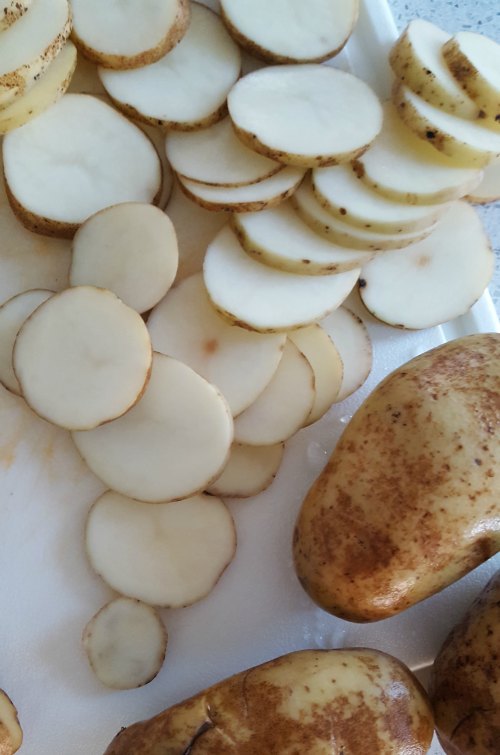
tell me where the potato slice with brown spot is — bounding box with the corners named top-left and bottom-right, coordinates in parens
top-left (0, 690), bottom-right (22, 754)
top-left (443, 31), bottom-right (500, 118)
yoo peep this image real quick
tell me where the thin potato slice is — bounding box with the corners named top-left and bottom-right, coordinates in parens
top-left (443, 32), bottom-right (500, 116)
top-left (70, 203), bottom-right (178, 314)
top-left (83, 598), bottom-right (167, 690)
top-left (359, 202), bottom-right (494, 330)
top-left (234, 340), bottom-right (315, 445)
top-left (138, 124), bottom-right (173, 210)
top-left (228, 65), bottom-right (382, 168)
top-left (207, 442), bottom-right (284, 498)
top-left (203, 227), bottom-right (360, 333)
top-left (0, 0), bottom-right (31, 32)
top-left (99, 3), bottom-right (241, 130)
top-left (73, 353), bottom-right (233, 503)
top-left (86, 491), bottom-right (236, 607)
top-left (0, 689), bottom-right (22, 754)
top-left (321, 307), bottom-right (372, 402)
top-left (467, 158), bottom-right (500, 203)
top-left (14, 286), bottom-right (152, 430)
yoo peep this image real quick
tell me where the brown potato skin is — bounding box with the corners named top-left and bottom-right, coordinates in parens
top-left (104, 648), bottom-right (434, 754)
top-left (429, 569), bottom-right (500, 754)
top-left (293, 333), bottom-right (500, 622)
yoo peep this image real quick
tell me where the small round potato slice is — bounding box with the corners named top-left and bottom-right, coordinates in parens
top-left (83, 597), bottom-right (167, 690)
top-left (86, 491), bottom-right (236, 607)
top-left (443, 31), bottom-right (500, 117)
top-left (13, 286), bottom-right (152, 430)
top-left (467, 158), bottom-right (500, 203)
top-left (207, 442), bottom-right (284, 498)
top-left (321, 307), bottom-right (372, 402)
top-left (0, 0), bottom-right (31, 32)
top-left (0, 689), bottom-right (22, 754)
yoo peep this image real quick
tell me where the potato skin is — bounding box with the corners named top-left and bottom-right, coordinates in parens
top-left (294, 333), bottom-right (500, 622)
top-left (429, 569), bottom-right (500, 754)
top-left (104, 648), bottom-right (434, 754)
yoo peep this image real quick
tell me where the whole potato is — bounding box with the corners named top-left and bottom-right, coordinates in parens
top-left (104, 648), bottom-right (434, 754)
top-left (429, 569), bottom-right (500, 754)
top-left (294, 333), bottom-right (500, 622)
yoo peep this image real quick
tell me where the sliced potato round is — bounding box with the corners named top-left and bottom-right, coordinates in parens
top-left (0, 289), bottom-right (53, 395)
top-left (234, 340), bottom-right (315, 445)
top-left (71, 0), bottom-right (190, 70)
top-left (137, 124), bottom-right (173, 210)
top-left (203, 226), bottom-right (360, 332)
top-left (443, 31), bottom-right (500, 116)
top-left (148, 273), bottom-right (285, 416)
top-left (0, 0), bottom-right (31, 32)
top-left (3, 94), bottom-right (162, 238)
top-left (359, 202), bottom-right (494, 330)
top-left (289, 324), bottom-right (343, 424)
top-left (99, 3), bottom-right (241, 130)
top-left (177, 167), bottom-right (304, 213)
top-left (228, 65), bottom-right (382, 168)
top-left (73, 352), bottom-right (233, 502)
top-left (467, 158), bottom-right (500, 203)
top-left (83, 597), bottom-right (167, 690)
top-left (321, 307), bottom-right (372, 401)
top-left (70, 203), bottom-right (178, 314)
top-left (207, 442), bottom-right (284, 498)
top-left (0, 689), bottom-right (22, 754)
top-left (232, 202), bottom-right (373, 275)
top-left (86, 491), bottom-right (236, 607)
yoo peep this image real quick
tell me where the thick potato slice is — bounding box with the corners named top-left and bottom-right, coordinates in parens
top-left (83, 598), bottom-right (167, 690)
top-left (99, 3), bottom-right (241, 130)
top-left (321, 307), bottom-right (372, 402)
top-left (203, 226), bottom-right (360, 332)
top-left (294, 333), bottom-right (500, 622)
top-left (86, 491), bottom-right (236, 607)
top-left (70, 203), bottom-right (178, 314)
top-left (14, 286), bottom-right (153, 430)
top-left (104, 648), bottom-right (434, 755)
top-left (147, 273), bottom-right (285, 417)
top-left (467, 157), bottom-right (500, 203)
top-left (73, 353), bottom-right (233, 502)
top-left (2, 94), bottom-right (162, 238)
top-left (443, 32), bottom-right (500, 117)
top-left (234, 340), bottom-right (315, 445)
top-left (359, 202), bottom-right (494, 329)
top-left (228, 65), bottom-right (382, 168)
top-left (0, 0), bottom-right (31, 32)
top-left (0, 689), bottom-right (22, 754)
top-left (0, 289), bottom-right (53, 395)
top-left (71, 0), bottom-right (190, 70)
top-left (207, 442), bottom-right (284, 498)
top-left (231, 203), bottom-right (374, 275)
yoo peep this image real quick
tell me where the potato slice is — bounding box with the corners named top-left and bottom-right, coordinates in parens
top-left (312, 165), bottom-right (447, 234)
top-left (207, 442), bottom-right (284, 498)
top-left (99, 3), bottom-right (241, 130)
top-left (148, 273), bottom-right (285, 417)
top-left (220, 0), bottom-right (358, 64)
top-left (228, 65), bottom-right (382, 168)
top-left (86, 491), bottom-right (236, 607)
top-left (83, 598), bottom-right (167, 690)
top-left (443, 31), bottom-right (500, 117)
top-left (138, 124), bottom-right (173, 210)
top-left (70, 203), bottom-right (178, 314)
top-left (0, 289), bottom-right (53, 395)
top-left (231, 203), bottom-right (374, 275)
top-left (289, 325), bottom-right (343, 425)
top-left (0, 689), bottom-right (22, 754)
top-left (467, 158), bottom-right (500, 203)
top-left (0, 0), bottom-right (31, 32)
top-left (73, 352), bottom-right (233, 502)
top-left (234, 340), bottom-right (315, 445)
top-left (14, 286), bottom-right (152, 430)
top-left (321, 306), bottom-right (372, 402)
top-left (359, 202), bottom-right (494, 330)
top-left (355, 103), bottom-right (482, 205)
top-left (204, 227), bottom-right (360, 332)
top-left (71, 0), bottom-right (190, 70)
top-left (177, 167), bottom-right (304, 213)
top-left (3, 94), bottom-right (162, 238)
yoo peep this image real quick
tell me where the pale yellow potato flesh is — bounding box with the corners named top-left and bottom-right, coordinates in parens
top-left (321, 307), bottom-right (372, 402)
top-left (0, 689), bottom-right (22, 754)
top-left (467, 157), bottom-right (500, 203)
top-left (207, 442), bottom-right (284, 498)
top-left (443, 31), bottom-right (500, 117)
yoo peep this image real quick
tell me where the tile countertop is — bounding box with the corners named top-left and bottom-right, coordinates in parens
top-left (388, 0), bottom-right (500, 317)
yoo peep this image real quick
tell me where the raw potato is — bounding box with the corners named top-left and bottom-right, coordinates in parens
top-left (73, 353), bottom-right (233, 503)
top-left (293, 334), bottom-right (500, 622)
top-left (467, 158), bottom-right (500, 203)
top-left (86, 491), bottom-right (236, 608)
top-left (0, 289), bottom-right (53, 395)
top-left (429, 570), bottom-right (500, 754)
top-left (359, 202), bottom-right (494, 330)
top-left (147, 273), bottom-right (285, 417)
top-left (234, 340), bottom-right (315, 445)
top-left (0, 689), bottom-right (22, 754)
top-left (0, 0), bottom-right (31, 32)
top-left (13, 286), bottom-right (153, 430)
top-left (3, 94), bottom-right (162, 238)
top-left (83, 598), bottom-right (167, 690)
top-left (71, 0), bottom-right (190, 70)
top-left (443, 32), bottom-right (500, 117)
top-left (227, 65), bottom-right (383, 168)
top-left (203, 226), bottom-right (360, 332)
top-left (231, 203), bottom-right (374, 275)
top-left (321, 307), bottom-right (372, 402)
top-left (104, 648), bottom-right (434, 755)
top-left (70, 203), bottom-right (178, 314)
top-left (207, 442), bottom-right (284, 498)
top-left (99, 3), bottom-right (241, 130)
top-left (136, 122), bottom-right (173, 211)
